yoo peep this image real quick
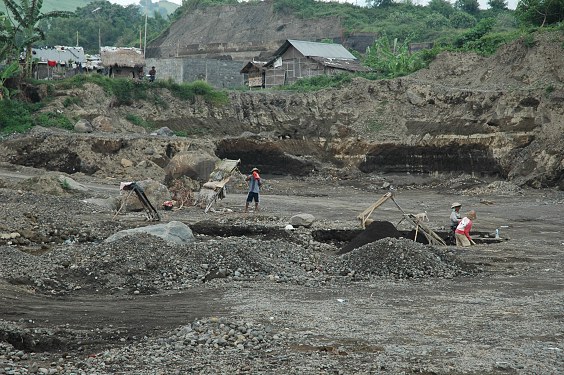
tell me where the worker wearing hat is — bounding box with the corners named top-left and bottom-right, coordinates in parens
top-left (244, 167), bottom-right (262, 213)
top-left (450, 202), bottom-right (462, 232)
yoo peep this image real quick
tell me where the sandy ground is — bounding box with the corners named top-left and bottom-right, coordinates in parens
top-left (1, 172), bottom-right (563, 374)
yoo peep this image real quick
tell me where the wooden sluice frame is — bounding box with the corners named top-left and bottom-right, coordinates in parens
top-left (357, 192), bottom-right (446, 246)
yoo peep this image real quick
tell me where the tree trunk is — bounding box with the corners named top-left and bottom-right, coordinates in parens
top-left (25, 45), bottom-right (33, 78)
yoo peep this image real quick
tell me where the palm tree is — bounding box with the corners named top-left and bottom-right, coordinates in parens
top-left (2, 0), bottom-right (72, 77)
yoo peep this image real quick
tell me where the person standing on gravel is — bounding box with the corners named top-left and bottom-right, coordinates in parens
top-left (148, 66), bottom-right (156, 82)
top-left (450, 202), bottom-right (462, 232)
top-left (244, 167), bottom-right (262, 213)
top-left (455, 210), bottom-right (477, 247)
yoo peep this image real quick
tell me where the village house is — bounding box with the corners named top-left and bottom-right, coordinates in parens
top-left (100, 47), bottom-right (145, 79)
top-left (241, 39), bottom-right (371, 89)
top-left (239, 60), bottom-right (267, 89)
top-left (30, 46), bottom-right (86, 80)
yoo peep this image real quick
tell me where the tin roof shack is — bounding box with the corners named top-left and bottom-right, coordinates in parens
top-left (31, 46), bottom-right (86, 79)
top-left (240, 61), bottom-right (266, 89)
top-left (101, 47), bottom-right (145, 79)
top-left (259, 40), bottom-right (370, 88)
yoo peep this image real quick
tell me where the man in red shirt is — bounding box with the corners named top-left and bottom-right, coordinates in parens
top-left (244, 167), bottom-right (262, 213)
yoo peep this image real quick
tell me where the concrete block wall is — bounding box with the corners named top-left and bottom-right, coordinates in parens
top-left (145, 57), bottom-right (245, 88)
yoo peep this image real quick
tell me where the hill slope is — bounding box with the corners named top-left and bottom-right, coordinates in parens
top-left (146, 1), bottom-right (371, 60)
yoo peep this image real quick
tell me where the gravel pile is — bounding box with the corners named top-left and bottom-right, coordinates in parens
top-left (0, 189), bottom-right (125, 247)
top-left (1, 229), bottom-right (475, 297)
top-left (0, 315), bottom-right (356, 375)
top-left (337, 238), bottom-right (476, 279)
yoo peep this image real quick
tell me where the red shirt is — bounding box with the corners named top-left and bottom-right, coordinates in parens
top-left (455, 218), bottom-right (473, 240)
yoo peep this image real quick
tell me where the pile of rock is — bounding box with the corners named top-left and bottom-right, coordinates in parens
top-left (336, 238), bottom-right (476, 279)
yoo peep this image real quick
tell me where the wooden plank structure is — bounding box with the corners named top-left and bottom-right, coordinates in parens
top-left (357, 192), bottom-right (446, 246)
top-left (196, 158), bottom-right (241, 213)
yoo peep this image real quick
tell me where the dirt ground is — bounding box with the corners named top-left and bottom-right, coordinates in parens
top-left (0, 168), bottom-right (563, 374)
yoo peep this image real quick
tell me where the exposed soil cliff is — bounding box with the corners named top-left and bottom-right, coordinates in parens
top-left (146, 1), bottom-right (374, 61)
top-left (1, 32), bottom-right (563, 188)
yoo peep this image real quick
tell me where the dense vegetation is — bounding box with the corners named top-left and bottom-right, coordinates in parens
top-left (39, 1), bottom-right (171, 55)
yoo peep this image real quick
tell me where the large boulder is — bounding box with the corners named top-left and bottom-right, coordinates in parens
top-left (58, 175), bottom-right (88, 192)
top-left (105, 221), bottom-right (195, 245)
top-left (152, 127), bottom-right (175, 136)
top-left (74, 119), bottom-right (93, 133)
top-left (165, 151), bottom-right (218, 183)
top-left (290, 213), bottom-right (316, 228)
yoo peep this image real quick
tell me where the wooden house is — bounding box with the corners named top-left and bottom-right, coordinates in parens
top-left (241, 40), bottom-right (370, 88)
top-left (100, 47), bottom-right (145, 79)
top-left (239, 60), bottom-right (267, 89)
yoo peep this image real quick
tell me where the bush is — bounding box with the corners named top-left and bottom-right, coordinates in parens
top-left (364, 35), bottom-right (427, 78)
top-left (1, 100), bottom-right (73, 134)
top-left (63, 96), bottom-right (81, 107)
top-left (53, 74), bottom-right (228, 106)
top-left (454, 17), bottom-right (497, 48)
top-left (125, 114), bottom-right (156, 130)
top-left (156, 79), bottom-right (229, 104)
top-left (449, 11), bottom-right (477, 28)
top-left (0, 100), bottom-right (35, 134)
top-left (464, 31), bottom-right (517, 55)
top-left (34, 111), bottom-right (73, 130)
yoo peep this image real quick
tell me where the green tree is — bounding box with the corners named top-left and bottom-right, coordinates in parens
top-left (515, 0), bottom-right (564, 26)
top-left (455, 0), bottom-right (480, 14)
top-left (449, 10), bottom-right (477, 27)
top-left (428, 0), bottom-right (455, 17)
top-left (453, 17), bottom-right (496, 47)
top-left (41, 1), bottom-right (170, 54)
top-left (3, 0), bottom-right (72, 77)
top-left (368, 0), bottom-right (396, 7)
top-left (0, 12), bottom-right (15, 61)
top-left (488, 0), bottom-right (509, 10)
top-left (425, 12), bottom-right (450, 29)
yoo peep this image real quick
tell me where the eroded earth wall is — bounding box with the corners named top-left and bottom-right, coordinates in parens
top-left (1, 33), bottom-right (562, 189)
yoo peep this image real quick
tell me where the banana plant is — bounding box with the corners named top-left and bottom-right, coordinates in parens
top-left (0, 61), bottom-right (21, 100)
top-left (2, 0), bottom-right (72, 78)
top-left (364, 35), bottom-right (425, 78)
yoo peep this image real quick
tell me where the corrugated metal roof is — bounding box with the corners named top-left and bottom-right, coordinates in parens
top-left (31, 46), bottom-right (86, 63)
top-left (310, 56), bottom-right (372, 72)
top-left (286, 40), bottom-right (356, 59)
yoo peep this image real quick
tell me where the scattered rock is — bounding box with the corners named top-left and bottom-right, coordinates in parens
top-left (105, 221), bottom-right (195, 245)
top-left (74, 119), bottom-right (93, 133)
top-left (290, 213), bottom-right (315, 228)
